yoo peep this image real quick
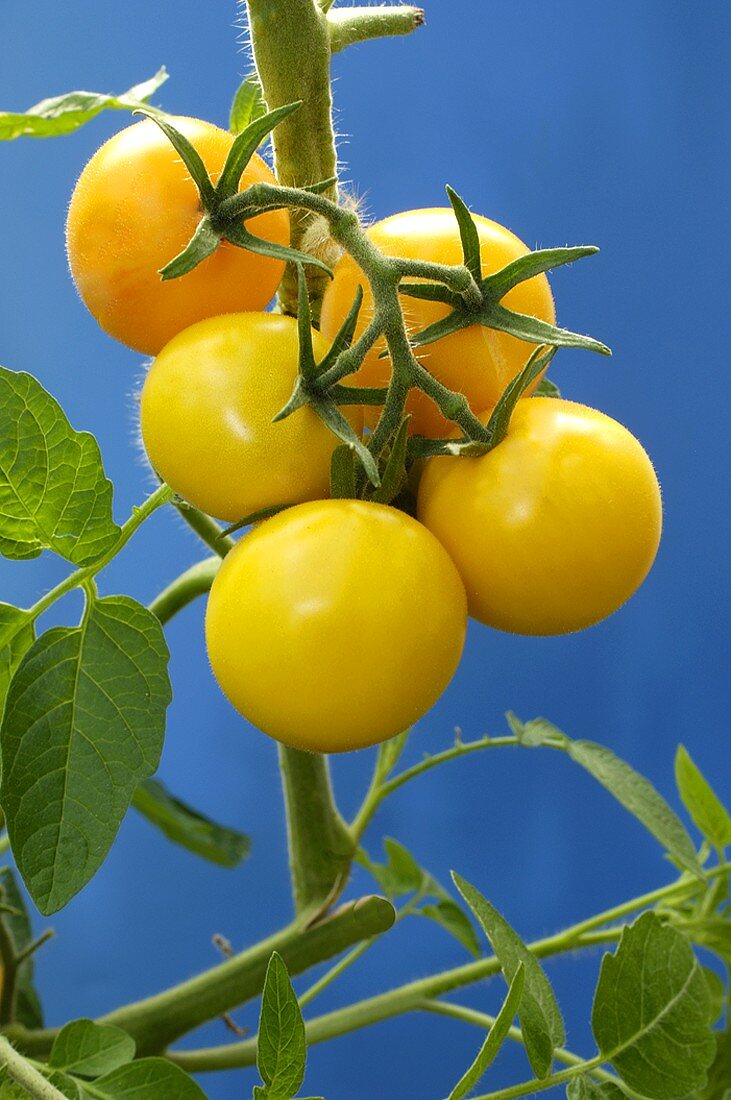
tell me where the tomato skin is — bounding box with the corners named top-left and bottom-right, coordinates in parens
top-left (205, 500), bottom-right (468, 752)
top-left (417, 398), bottom-right (662, 635)
top-left (66, 117), bottom-right (289, 355)
top-left (140, 313), bottom-right (361, 523)
top-left (319, 208), bottom-right (555, 437)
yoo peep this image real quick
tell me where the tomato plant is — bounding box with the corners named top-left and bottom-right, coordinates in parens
top-left (66, 116), bottom-right (289, 354)
top-left (0, 4), bottom-right (727, 1100)
top-left (320, 207), bottom-right (556, 437)
top-left (417, 398), bottom-right (663, 635)
top-left (206, 499), bottom-right (467, 752)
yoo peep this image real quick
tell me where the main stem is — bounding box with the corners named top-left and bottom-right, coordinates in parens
top-left (0, 1037), bottom-right (65, 1100)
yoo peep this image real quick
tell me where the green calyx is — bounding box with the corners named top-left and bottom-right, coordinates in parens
top-left (135, 105), bottom-right (333, 281)
top-left (400, 186), bottom-right (611, 358)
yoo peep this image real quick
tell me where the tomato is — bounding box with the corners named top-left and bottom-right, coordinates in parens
top-left (319, 208), bottom-right (555, 437)
top-left (140, 313), bottom-right (362, 523)
top-left (417, 398), bottom-right (662, 635)
top-left (66, 116), bottom-right (289, 355)
top-left (205, 500), bottom-right (467, 752)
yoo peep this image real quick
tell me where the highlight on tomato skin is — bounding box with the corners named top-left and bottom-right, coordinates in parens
top-left (319, 207), bottom-right (555, 438)
top-left (204, 499), bottom-right (468, 753)
top-left (66, 116), bottom-right (290, 356)
top-left (417, 397), bottom-right (663, 637)
top-left (139, 312), bottom-right (363, 523)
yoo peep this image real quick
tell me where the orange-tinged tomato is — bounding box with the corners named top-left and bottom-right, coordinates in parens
top-left (417, 398), bottom-right (662, 635)
top-left (66, 117), bottom-right (289, 355)
top-left (205, 500), bottom-right (468, 752)
top-left (140, 313), bottom-right (362, 523)
top-left (319, 208), bottom-right (555, 437)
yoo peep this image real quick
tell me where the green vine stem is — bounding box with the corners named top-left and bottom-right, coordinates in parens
top-left (147, 556), bottom-right (220, 623)
top-left (162, 863), bottom-right (730, 1072)
top-left (328, 6), bottom-right (425, 53)
top-left (0, 1036), bottom-right (65, 1100)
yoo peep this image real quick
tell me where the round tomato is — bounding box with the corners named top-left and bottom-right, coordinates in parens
top-left (319, 208), bottom-right (555, 437)
top-left (140, 313), bottom-right (361, 523)
top-left (205, 500), bottom-right (467, 752)
top-left (417, 398), bottom-right (662, 635)
top-left (66, 116), bottom-right (289, 355)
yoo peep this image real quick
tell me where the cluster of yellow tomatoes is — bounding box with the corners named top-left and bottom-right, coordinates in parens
top-left (65, 115), bottom-right (662, 753)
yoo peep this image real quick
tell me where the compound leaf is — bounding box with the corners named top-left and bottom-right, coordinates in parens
top-left (50, 1019), bottom-right (135, 1079)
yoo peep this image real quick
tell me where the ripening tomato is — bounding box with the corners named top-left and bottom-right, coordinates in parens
top-left (66, 116), bottom-right (289, 355)
top-left (417, 398), bottom-right (662, 635)
top-left (140, 313), bottom-right (362, 523)
top-left (319, 208), bottom-right (555, 437)
top-left (205, 500), bottom-right (467, 752)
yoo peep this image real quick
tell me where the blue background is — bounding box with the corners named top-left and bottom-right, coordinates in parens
top-left (1, 2), bottom-right (729, 1096)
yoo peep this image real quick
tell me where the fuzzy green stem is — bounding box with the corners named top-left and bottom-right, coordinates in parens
top-left (0, 1037), bottom-right (65, 1099)
top-left (278, 745), bottom-right (356, 916)
top-left (328, 6), bottom-right (425, 53)
top-left (470, 1055), bottom-right (605, 1100)
top-left (148, 557), bottom-right (220, 624)
top-left (245, 0), bottom-right (338, 316)
top-left (174, 504), bottom-right (235, 558)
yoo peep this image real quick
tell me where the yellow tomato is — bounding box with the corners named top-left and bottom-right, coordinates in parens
top-left (205, 500), bottom-right (467, 752)
top-left (66, 116), bottom-right (289, 355)
top-left (319, 208), bottom-right (555, 437)
top-left (417, 398), bottom-right (662, 635)
top-left (140, 313), bottom-right (362, 523)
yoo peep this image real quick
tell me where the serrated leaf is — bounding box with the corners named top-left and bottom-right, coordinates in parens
top-left (80, 1058), bottom-right (206, 1098)
top-left (0, 596), bottom-right (171, 914)
top-left (567, 740), bottom-right (703, 878)
top-left (0, 866), bottom-right (44, 1028)
top-left (0, 368), bottom-right (120, 565)
top-left (420, 899), bottom-right (481, 958)
top-left (675, 746), bottom-right (731, 850)
top-left (50, 1019), bottom-right (135, 1078)
top-left (453, 872), bottom-right (565, 1078)
top-left (230, 73), bottom-right (267, 133)
top-left (132, 778), bottom-right (250, 868)
top-left (447, 964), bottom-right (525, 1100)
top-left (0, 69), bottom-right (168, 141)
top-left (256, 953), bottom-right (307, 1100)
top-left (566, 1077), bottom-right (629, 1100)
top-left (592, 912), bottom-right (715, 1099)
top-left (0, 605), bottom-right (34, 722)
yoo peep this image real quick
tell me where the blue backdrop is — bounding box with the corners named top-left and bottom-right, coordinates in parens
top-left (1, 2), bottom-right (729, 1097)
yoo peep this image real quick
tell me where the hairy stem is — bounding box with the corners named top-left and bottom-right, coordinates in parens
top-left (328, 6), bottom-right (425, 53)
top-left (148, 557), bottom-right (220, 624)
top-left (0, 1037), bottom-right (65, 1099)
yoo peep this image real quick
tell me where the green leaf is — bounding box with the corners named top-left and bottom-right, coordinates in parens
top-left (132, 778), bottom-right (250, 868)
top-left (447, 964), bottom-right (525, 1100)
top-left (316, 286), bottom-right (364, 377)
top-left (137, 111), bottom-right (216, 209)
top-left (452, 872), bottom-right (565, 1078)
top-left (446, 186), bottom-right (483, 282)
top-left (370, 416), bottom-right (410, 504)
top-left (675, 745), bottom-right (731, 850)
top-left (700, 1031), bottom-right (731, 1099)
top-left (592, 912), bottom-right (715, 1099)
top-left (566, 1077), bottom-right (629, 1100)
top-left (256, 953), bottom-right (307, 1100)
top-left (420, 900), bottom-right (481, 958)
top-left (0, 866), bottom-right (45, 1028)
top-left (383, 838), bottom-right (430, 894)
top-left (483, 246), bottom-right (599, 301)
top-left (680, 918), bottom-right (731, 964)
top-left (329, 445), bottom-right (356, 500)
top-left (159, 215), bottom-right (221, 281)
top-left (0, 605), bottom-right (34, 722)
top-left (566, 739), bottom-right (703, 878)
top-left (295, 264), bottom-right (318, 381)
top-left (702, 968), bottom-right (726, 1025)
top-left (506, 712), bottom-right (564, 748)
top-left (221, 504), bottom-right (293, 538)
top-left (217, 102), bottom-right (301, 200)
top-left (230, 73), bottom-right (267, 133)
top-left (533, 376), bottom-right (561, 398)
top-left (0, 596), bottom-right (172, 915)
top-left (224, 222), bottom-right (333, 278)
top-left (485, 346), bottom-right (556, 448)
top-left (0, 69), bottom-right (168, 141)
top-left (375, 729), bottom-right (410, 781)
top-left (0, 368), bottom-right (120, 565)
top-left (78, 1058), bottom-right (206, 1098)
top-left (310, 399), bottom-right (379, 487)
top-left (49, 1019), bottom-right (135, 1079)
top-left (487, 303), bottom-right (611, 356)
